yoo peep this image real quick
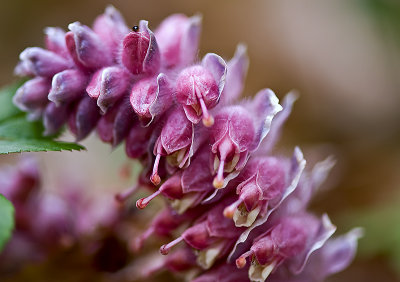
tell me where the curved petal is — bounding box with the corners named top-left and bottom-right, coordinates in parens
top-left (228, 147), bottom-right (306, 261)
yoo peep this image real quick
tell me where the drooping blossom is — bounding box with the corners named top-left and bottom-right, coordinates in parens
top-left (10, 6), bottom-right (361, 282)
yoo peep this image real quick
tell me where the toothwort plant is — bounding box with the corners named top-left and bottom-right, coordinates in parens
top-left (9, 5), bottom-right (362, 281)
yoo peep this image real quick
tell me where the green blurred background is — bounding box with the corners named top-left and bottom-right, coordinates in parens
top-left (1, 0), bottom-right (400, 281)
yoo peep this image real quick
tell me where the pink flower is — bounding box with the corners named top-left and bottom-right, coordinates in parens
top-left (11, 6), bottom-right (361, 281)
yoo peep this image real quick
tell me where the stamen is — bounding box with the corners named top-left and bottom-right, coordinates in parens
top-left (160, 236), bottom-right (184, 255)
top-left (115, 185), bottom-right (139, 203)
top-left (150, 153), bottom-right (162, 185)
top-left (193, 81), bottom-right (214, 127)
top-left (236, 250), bottom-right (253, 268)
top-left (223, 198), bottom-right (243, 218)
top-left (136, 190), bottom-right (161, 209)
top-left (213, 158), bottom-right (225, 189)
top-left (198, 96), bottom-right (214, 127)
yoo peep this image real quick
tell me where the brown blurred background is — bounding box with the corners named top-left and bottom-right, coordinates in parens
top-left (1, 0), bottom-right (400, 281)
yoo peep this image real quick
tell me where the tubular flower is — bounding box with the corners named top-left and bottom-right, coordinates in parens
top-left (12, 6), bottom-right (361, 282)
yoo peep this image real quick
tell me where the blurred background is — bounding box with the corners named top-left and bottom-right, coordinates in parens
top-left (0, 0), bottom-right (400, 281)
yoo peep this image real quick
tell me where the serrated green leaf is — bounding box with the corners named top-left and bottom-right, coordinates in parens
top-left (0, 140), bottom-right (85, 154)
top-left (0, 194), bottom-right (14, 252)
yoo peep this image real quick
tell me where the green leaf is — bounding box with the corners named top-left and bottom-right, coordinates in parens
top-left (0, 81), bottom-right (86, 154)
top-left (0, 80), bottom-right (25, 123)
top-left (0, 139), bottom-right (84, 154)
top-left (0, 116), bottom-right (45, 140)
top-left (0, 194), bottom-right (14, 252)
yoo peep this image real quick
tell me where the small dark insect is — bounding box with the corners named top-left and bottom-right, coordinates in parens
top-left (132, 25), bottom-right (139, 32)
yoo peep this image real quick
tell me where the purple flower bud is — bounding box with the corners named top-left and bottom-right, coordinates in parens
top-left (68, 95), bottom-right (101, 140)
top-left (66, 22), bottom-right (112, 70)
top-left (111, 101), bottom-right (135, 146)
top-left (136, 172), bottom-right (183, 209)
top-left (13, 77), bottom-right (51, 113)
top-left (155, 14), bottom-right (201, 68)
top-left (219, 44), bottom-right (249, 106)
top-left (48, 69), bottom-right (87, 106)
top-left (121, 20), bottom-right (160, 75)
top-left (87, 66), bottom-right (131, 112)
top-left (130, 73), bottom-right (172, 125)
top-left (97, 102), bottom-right (120, 143)
top-left (44, 27), bottom-right (69, 59)
top-left (236, 214), bottom-right (336, 282)
top-left (150, 107), bottom-right (193, 185)
top-left (228, 148), bottom-right (306, 261)
top-left (92, 5), bottom-right (129, 52)
top-left (223, 157), bottom-right (287, 227)
top-left (210, 106), bottom-right (255, 189)
top-left (125, 123), bottom-right (154, 159)
top-left (176, 53), bottom-right (227, 126)
top-left (160, 198), bottom-right (243, 256)
top-left (161, 221), bottom-right (215, 255)
top-left (211, 89), bottom-right (282, 189)
top-left (181, 145), bottom-right (214, 194)
top-left (14, 60), bottom-right (35, 77)
top-left (43, 102), bottom-right (69, 136)
top-left (19, 47), bottom-right (70, 77)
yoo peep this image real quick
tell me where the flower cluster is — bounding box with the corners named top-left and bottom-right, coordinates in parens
top-left (12, 6), bottom-right (361, 281)
top-left (0, 158), bottom-right (126, 273)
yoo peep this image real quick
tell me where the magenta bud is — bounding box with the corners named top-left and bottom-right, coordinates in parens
top-left (112, 101), bottom-right (135, 146)
top-left (96, 100), bottom-right (135, 145)
top-left (176, 53), bottom-right (226, 125)
top-left (121, 20), bottom-right (160, 75)
top-left (13, 77), bottom-right (51, 112)
top-left (226, 157), bottom-right (286, 227)
top-left (14, 60), bottom-right (35, 77)
top-left (236, 217), bottom-right (310, 282)
top-left (19, 47), bottom-right (70, 77)
top-left (66, 22), bottom-right (112, 70)
top-left (125, 123), bottom-right (153, 159)
top-left (93, 5), bottom-right (129, 52)
top-left (136, 173), bottom-right (183, 209)
top-left (69, 95), bottom-right (101, 141)
top-left (48, 69), bottom-right (87, 106)
top-left (43, 102), bottom-right (69, 136)
top-left (211, 106), bottom-right (255, 188)
top-left (96, 102), bottom-right (120, 143)
top-left (87, 66), bottom-right (131, 113)
top-left (159, 173), bottom-right (184, 199)
top-left (150, 108), bottom-right (193, 183)
top-left (44, 27), bottom-right (69, 58)
top-left (182, 221), bottom-right (216, 250)
top-left (130, 73), bottom-right (172, 125)
top-left (155, 14), bottom-right (202, 68)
